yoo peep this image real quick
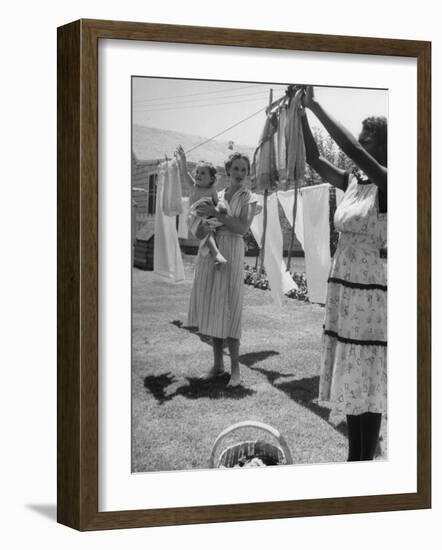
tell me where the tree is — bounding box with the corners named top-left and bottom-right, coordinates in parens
top-left (303, 127), bottom-right (353, 187)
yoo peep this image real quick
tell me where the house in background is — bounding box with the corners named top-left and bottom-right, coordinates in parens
top-left (132, 125), bottom-right (255, 246)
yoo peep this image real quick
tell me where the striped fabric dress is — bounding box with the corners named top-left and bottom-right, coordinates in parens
top-left (187, 186), bottom-right (258, 340)
top-left (319, 172), bottom-right (387, 415)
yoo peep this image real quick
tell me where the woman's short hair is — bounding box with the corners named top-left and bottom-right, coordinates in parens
top-left (361, 116), bottom-right (387, 150)
top-left (195, 161), bottom-right (217, 185)
top-left (224, 152), bottom-right (251, 176)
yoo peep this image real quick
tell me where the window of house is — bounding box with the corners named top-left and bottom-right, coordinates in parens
top-left (147, 173), bottom-right (157, 215)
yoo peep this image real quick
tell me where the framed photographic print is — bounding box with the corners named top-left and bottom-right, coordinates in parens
top-left (57, 19), bottom-right (431, 530)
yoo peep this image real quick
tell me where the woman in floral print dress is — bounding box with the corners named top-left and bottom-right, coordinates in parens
top-left (301, 86), bottom-right (387, 461)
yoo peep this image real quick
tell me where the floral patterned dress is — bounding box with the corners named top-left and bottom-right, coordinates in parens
top-left (319, 171), bottom-right (387, 415)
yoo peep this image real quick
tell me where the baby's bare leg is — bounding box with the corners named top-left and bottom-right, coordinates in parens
top-left (206, 234), bottom-right (227, 265)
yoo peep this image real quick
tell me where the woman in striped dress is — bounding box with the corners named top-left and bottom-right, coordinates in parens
top-left (187, 153), bottom-right (259, 387)
top-left (301, 86), bottom-right (387, 461)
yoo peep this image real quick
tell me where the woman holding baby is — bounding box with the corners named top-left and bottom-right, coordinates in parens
top-left (177, 148), bottom-right (259, 388)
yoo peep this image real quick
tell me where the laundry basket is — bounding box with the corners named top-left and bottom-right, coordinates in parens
top-left (209, 421), bottom-right (293, 468)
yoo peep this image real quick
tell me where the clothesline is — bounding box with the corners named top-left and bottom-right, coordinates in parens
top-left (184, 85), bottom-right (301, 157)
top-left (184, 106), bottom-right (266, 155)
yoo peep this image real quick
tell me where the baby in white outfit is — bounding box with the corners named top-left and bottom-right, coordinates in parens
top-left (176, 145), bottom-right (228, 265)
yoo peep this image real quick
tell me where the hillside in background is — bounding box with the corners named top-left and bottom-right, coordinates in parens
top-left (132, 124), bottom-right (255, 167)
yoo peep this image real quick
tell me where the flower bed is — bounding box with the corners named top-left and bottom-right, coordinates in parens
top-left (244, 265), bottom-right (309, 302)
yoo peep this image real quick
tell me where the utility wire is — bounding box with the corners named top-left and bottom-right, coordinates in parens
top-left (134, 93), bottom-right (269, 112)
top-left (184, 106), bottom-right (266, 155)
top-left (183, 88), bottom-right (291, 155)
top-left (133, 88), bottom-right (287, 111)
top-left (144, 87), bottom-right (290, 157)
top-left (133, 83), bottom-right (271, 105)
top-left (135, 95), bottom-right (278, 114)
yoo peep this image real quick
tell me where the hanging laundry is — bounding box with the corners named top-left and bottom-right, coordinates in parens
top-left (177, 197), bottom-right (190, 239)
top-left (277, 189), bottom-right (304, 248)
top-left (336, 187), bottom-right (344, 206)
top-left (154, 163), bottom-right (185, 283)
top-left (162, 159), bottom-right (183, 216)
top-left (275, 104), bottom-right (288, 184)
top-left (285, 88), bottom-right (306, 186)
top-left (250, 193), bottom-right (297, 307)
top-left (300, 184), bottom-right (331, 304)
top-left (251, 112), bottom-right (279, 191)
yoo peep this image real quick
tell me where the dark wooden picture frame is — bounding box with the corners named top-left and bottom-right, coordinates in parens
top-left (57, 18), bottom-right (431, 531)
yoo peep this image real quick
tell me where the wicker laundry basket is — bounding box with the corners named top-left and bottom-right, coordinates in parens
top-left (209, 421), bottom-right (293, 468)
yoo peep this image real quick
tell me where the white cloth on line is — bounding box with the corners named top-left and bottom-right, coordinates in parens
top-left (250, 193), bottom-right (297, 307)
top-left (154, 165), bottom-right (185, 282)
top-left (277, 185), bottom-right (344, 303)
top-left (276, 189), bottom-right (304, 248)
top-left (161, 159), bottom-right (183, 216)
top-left (336, 187), bottom-right (345, 206)
top-left (177, 197), bottom-right (190, 239)
top-left (300, 184), bottom-right (331, 304)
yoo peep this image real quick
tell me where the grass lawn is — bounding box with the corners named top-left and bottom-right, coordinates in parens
top-left (132, 254), bottom-right (387, 472)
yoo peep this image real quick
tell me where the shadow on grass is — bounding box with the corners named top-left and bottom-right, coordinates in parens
top-left (239, 350), bottom-right (280, 367)
top-left (144, 372), bottom-right (255, 404)
top-left (249, 366), bottom-right (382, 457)
top-left (250, 365), bottom-right (347, 438)
top-left (171, 321), bottom-right (280, 368)
top-left (171, 320), bottom-right (213, 346)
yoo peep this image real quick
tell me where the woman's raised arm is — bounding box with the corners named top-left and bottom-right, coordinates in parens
top-left (301, 109), bottom-right (348, 192)
top-left (303, 86), bottom-right (387, 194)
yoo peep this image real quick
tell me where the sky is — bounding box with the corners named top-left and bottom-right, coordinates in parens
top-left (132, 77), bottom-right (388, 149)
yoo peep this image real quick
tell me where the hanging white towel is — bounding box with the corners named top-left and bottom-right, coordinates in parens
top-left (336, 187), bottom-right (344, 206)
top-left (250, 193), bottom-right (297, 307)
top-left (154, 164), bottom-right (185, 283)
top-left (300, 184), bottom-right (331, 304)
top-left (177, 197), bottom-right (190, 239)
top-left (276, 189), bottom-right (304, 248)
top-left (162, 159), bottom-right (183, 216)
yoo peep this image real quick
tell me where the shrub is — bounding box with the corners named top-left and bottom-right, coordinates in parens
top-left (244, 265), bottom-right (309, 301)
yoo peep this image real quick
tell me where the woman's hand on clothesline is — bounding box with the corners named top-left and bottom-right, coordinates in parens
top-left (302, 85), bottom-right (316, 110)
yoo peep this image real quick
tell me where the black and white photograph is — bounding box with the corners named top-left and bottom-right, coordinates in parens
top-left (131, 77), bottom-right (388, 473)
top-left (2, 0), bottom-right (437, 543)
